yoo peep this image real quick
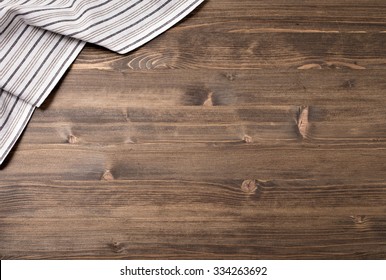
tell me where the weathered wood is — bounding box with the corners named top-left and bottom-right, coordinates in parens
top-left (17, 69), bottom-right (386, 147)
top-left (1, 0), bottom-right (386, 259)
top-left (75, 33), bottom-right (386, 70)
top-left (43, 69), bottom-right (386, 107)
top-left (75, 0), bottom-right (386, 70)
top-left (0, 181), bottom-right (385, 259)
top-left (3, 143), bottom-right (386, 182)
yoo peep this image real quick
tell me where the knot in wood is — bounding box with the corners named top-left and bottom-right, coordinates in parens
top-left (203, 92), bottom-right (214, 107)
top-left (243, 135), bottom-right (253, 143)
top-left (225, 72), bottom-right (237, 81)
top-left (351, 215), bottom-right (367, 224)
top-left (68, 134), bottom-right (78, 144)
top-left (296, 106), bottom-right (309, 139)
top-left (108, 241), bottom-right (125, 253)
top-left (241, 179), bottom-right (257, 193)
top-left (101, 170), bottom-right (114, 181)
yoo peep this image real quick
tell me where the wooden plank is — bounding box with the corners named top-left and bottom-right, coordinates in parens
top-left (13, 69), bottom-right (386, 146)
top-left (2, 215), bottom-right (385, 259)
top-left (0, 181), bottom-right (385, 259)
top-left (2, 144), bottom-right (386, 182)
top-left (21, 120), bottom-right (386, 146)
top-left (75, 34), bottom-right (386, 70)
top-left (1, 180), bottom-right (385, 216)
top-left (44, 69), bottom-right (386, 107)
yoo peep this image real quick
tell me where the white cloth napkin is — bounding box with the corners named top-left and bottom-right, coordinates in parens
top-left (0, 0), bottom-right (204, 164)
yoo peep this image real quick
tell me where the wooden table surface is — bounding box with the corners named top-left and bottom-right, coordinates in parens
top-left (1, 0), bottom-right (386, 259)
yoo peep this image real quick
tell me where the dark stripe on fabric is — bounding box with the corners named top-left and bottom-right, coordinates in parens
top-left (0, 96), bottom-right (19, 130)
top-left (67, 0), bottom-right (144, 37)
top-left (94, 0), bottom-right (173, 44)
top-left (0, 25), bottom-right (30, 63)
top-left (40, 0), bottom-right (111, 28)
top-left (33, 39), bottom-right (84, 106)
top-left (15, 35), bottom-right (65, 99)
top-left (0, 0), bottom-right (30, 12)
top-left (1, 31), bottom-right (48, 98)
top-left (0, 96), bottom-right (22, 138)
top-left (0, 0), bottom-right (77, 35)
top-left (0, 91), bottom-right (13, 119)
top-left (24, 37), bottom-right (79, 104)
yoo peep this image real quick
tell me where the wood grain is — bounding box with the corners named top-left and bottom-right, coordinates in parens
top-left (1, 0), bottom-right (386, 259)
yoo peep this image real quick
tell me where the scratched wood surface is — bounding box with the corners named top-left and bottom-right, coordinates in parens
top-left (1, 0), bottom-right (386, 259)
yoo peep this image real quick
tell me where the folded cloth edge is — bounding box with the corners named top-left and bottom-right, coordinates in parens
top-left (0, 92), bottom-right (35, 165)
top-left (0, 37), bottom-right (85, 165)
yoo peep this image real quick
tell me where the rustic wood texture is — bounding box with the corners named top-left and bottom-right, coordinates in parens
top-left (1, 0), bottom-right (386, 259)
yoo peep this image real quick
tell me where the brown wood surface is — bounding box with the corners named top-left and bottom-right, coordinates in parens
top-left (1, 0), bottom-right (386, 259)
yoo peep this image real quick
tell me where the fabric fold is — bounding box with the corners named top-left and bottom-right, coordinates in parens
top-left (0, 89), bottom-right (35, 164)
top-left (0, 0), bottom-right (204, 165)
top-left (18, 0), bottom-right (204, 54)
top-left (0, 22), bottom-right (85, 106)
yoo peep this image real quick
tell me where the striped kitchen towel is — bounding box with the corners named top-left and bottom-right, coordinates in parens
top-left (0, 0), bottom-right (204, 164)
